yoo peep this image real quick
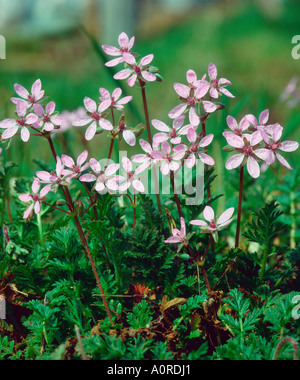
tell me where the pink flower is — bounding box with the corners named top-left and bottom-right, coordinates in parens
top-left (61, 150), bottom-right (89, 179)
top-left (246, 109), bottom-right (270, 140)
top-left (180, 128), bottom-right (215, 168)
top-left (36, 156), bottom-right (71, 190)
top-left (56, 108), bottom-right (86, 134)
top-left (0, 101), bottom-right (38, 142)
top-left (72, 97), bottom-right (113, 141)
top-left (168, 80), bottom-right (216, 126)
top-left (117, 118), bottom-right (136, 146)
top-left (18, 178), bottom-right (51, 219)
top-left (33, 101), bottom-right (62, 132)
top-left (114, 53), bottom-right (157, 87)
top-left (11, 79), bottom-right (44, 108)
top-left (207, 63), bottom-right (234, 99)
top-left (99, 87), bottom-right (132, 110)
top-left (186, 69), bottom-right (206, 90)
top-left (190, 206), bottom-right (234, 241)
top-left (102, 32), bottom-right (135, 67)
top-left (152, 115), bottom-right (186, 146)
top-left (165, 217), bottom-right (188, 245)
top-left (152, 141), bottom-right (186, 175)
top-left (261, 124), bottom-right (299, 170)
top-left (131, 139), bottom-right (159, 167)
top-left (280, 77), bottom-right (300, 108)
top-left (223, 131), bottom-right (269, 178)
top-left (118, 157), bottom-right (148, 193)
top-left (80, 159), bottom-right (120, 192)
top-left (223, 115), bottom-right (250, 139)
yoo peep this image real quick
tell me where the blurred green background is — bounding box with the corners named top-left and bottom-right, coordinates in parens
top-left (0, 0), bottom-right (299, 219)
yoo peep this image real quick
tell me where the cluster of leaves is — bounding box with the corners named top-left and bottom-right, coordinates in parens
top-left (0, 163), bottom-right (299, 361)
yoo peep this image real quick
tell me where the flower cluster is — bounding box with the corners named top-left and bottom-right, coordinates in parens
top-left (223, 110), bottom-right (299, 178)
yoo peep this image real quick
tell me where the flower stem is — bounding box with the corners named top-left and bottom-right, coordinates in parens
top-left (140, 82), bottom-right (162, 214)
top-left (202, 234), bottom-right (213, 262)
top-left (46, 135), bottom-right (113, 323)
top-left (133, 194), bottom-right (136, 229)
top-left (235, 165), bottom-right (244, 249)
top-left (273, 337), bottom-right (298, 361)
top-left (201, 122), bottom-right (211, 201)
top-left (171, 171), bottom-right (183, 219)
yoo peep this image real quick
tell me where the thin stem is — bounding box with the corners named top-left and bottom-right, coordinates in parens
top-left (202, 234), bottom-right (213, 262)
top-left (133, 194), bottom-right (137, 229)
top-left (82, 182), bottom-right (98, 220)
top-left (273, 337), bottom-right (298, 361)
top-left (46, 134), bottom-right (112, 323)
top-left (201, 122), bottom-right (211, 201)
top-left (200, 265), bottom-right (212, 294)
top-left (37, 211), bottom-right (45, 248)
top-left (171, 171), bottom-right (183, 219)
top-left (140, 82), bottom-right (162, 214)
top-left (42, 202), bottom-right (71, 215)
top-left (235, 165), bottom-right (244, 249)
top-left (106, 138), bottom-right (115, 168)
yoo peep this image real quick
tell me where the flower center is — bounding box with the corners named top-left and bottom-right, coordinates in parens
top-left (44, 115), bottom-right (51, 123)
top-left (244, 146), bottom-right (253, 156)
top-left (212, 79), bottom-right (219, 88)
top-left (31, 194), bottom-right (39, 202)
top-left (119, 121), bottom-right (126, 131)
top-left (210, 220), bottom-right (217, 229)
top-left (91, 112), bottom-right (100, 121)
top-left (27, 95), bottom-right (35, 103)
top-left (170, 129), bottom-right (177, 138)
top-left (191, 144), bottom-right (199, 153)
top-left (17, 118), bottom-right (25, 126)
top-left (73, 165), bottom-right (80, 173)
top-left (187, 97), bottom-right (195, 107)
top-left (134, 65), bottom-right (142, 75)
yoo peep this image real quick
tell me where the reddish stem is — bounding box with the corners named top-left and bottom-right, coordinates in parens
top-left (171, 171), bottom-right (183, 219)
top-left (235, 165), bottom-right (244, 249)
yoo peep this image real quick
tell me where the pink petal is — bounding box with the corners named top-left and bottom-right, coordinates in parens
top-left (168, 103), bottom-right (187, 119)
top-left (247, 156), bottom-right (260, 178)
top-left (26, 113), bottom-right (39, 125)
top-left (0, 119), bottom-right (16, 129)
top-left (128, 74), bottom-right (137, 87)
top-left (114, 69), bottom-right (132, 80)
top-left (140, 54), bottom-right (154, 66)
top-left (133, 179), bottom-right (145, 193)
top-left (174, 83), bottom-right (190, 98)
top-left (189, 107), bottom-right (200, 126)
top-left (31, 79), bottom-right (42, 96)
top-left (77, 150), bottom-right (88, 166)
top-left (105, 57), bottom-right (125, 67)
top-left (275, 152), bottom-right (293, 170)
top-left (202, 101), bottom-right (217, 113)
top-left (73, 117), bottom-right (92, 127)
top-left (102, 45), bottom-right (121, 56)
top-left (225, 154), bottom-right (244, 170)
top-left (165, 236), bottom-right (181, 244)
top-left (219, 87), bottom-right (235, 98)
top-left (186, 69), bottom-right (197, 84)
top-left (250, 131), bottom-right (263, 146)
top-left (32, 178), bottom-right (40, 193)
top-left (187, 127), bottom-right (197, 143)
top-left (217, 207), bottom-right (234, 225)
top-left (208, 63), bottom-right (217, 80)
top-left (105, 163), bottom-right (120, 176)
top-left (21, 127), bottom-right (30, 142)
top-left (46, 101), bottom-right (55, 115)
top-left (34, 201), bottom-right (41, 215)
top-left (279, 140), bottom-right (299, 152)
top-left (117, 95), bottom-right (132, 105)
top-left (122, 157), bottom-right (132, 173)
top-left (198, 153), bottom-right (215, 166)
top-left (61, 154), bottom-right (75, 168)
top-left (123, 130), bottom-right (136, 146)
top-left (203, 206), bottom-right (214, 222)
top-left (17, 101), bottom-right (27, 117)
top-left (99, 119), bottom-right (113, 131)
top-left (226, 115), bottom-right (238, 131)
top-left (84, 97), bottom-right (97, 113)
top-left (199, 134), bottom-right (214, 148)
top-left (141, 71), bottom-right (156, 82)
top-left (123, 52), bottom-right (136, 65)
top-left (161, 141), bottom-right (171, 155)
top-left (14, 83), bottom-right (29, 98)
top-left (185, 153), bottom-right (196, 168)
top-left (259, 109), bottom-right (269, 125)
top-left (33, 103), bottom-right (45, 116)
top-left (40, 185), bottom-right (52, 197)
top-left (195, 81), bottom-right (210, 98)
top-left (2, 125), bottom-right (18, 139)
top-left (19, 194), bottom-right (31, 202)
top-left (80, 174), bottom-right (97, 183)
top-left (152, 119), bottom-right (170, 132)
top-left (85, 122), bottom-right (97, 141)
top-left (190, 219), bottom-right (208, 227)
top-left (90, 158), bottom-right (101, 174)
top-left (36, 171), bottom-right (51, 181)
top-left (23, 204), bottom-right (34, 219)
top-left (139, 139), bottom-right (152, 154)
top-left (223, 133), bottom-right (244, 148)
top-left (118, 32), bottom-right (129, 48)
